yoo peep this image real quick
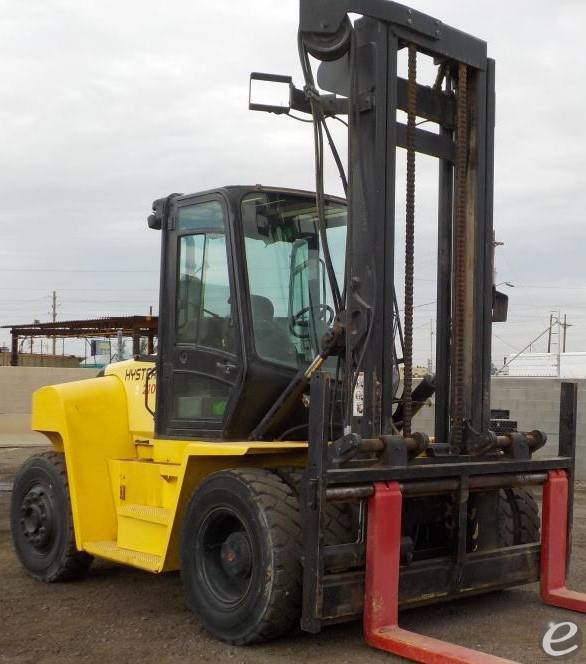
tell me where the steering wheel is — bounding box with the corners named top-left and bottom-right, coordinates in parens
top-left (290, 304), bottom-right (335, 339)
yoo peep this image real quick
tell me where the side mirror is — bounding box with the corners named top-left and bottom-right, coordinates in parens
top-left (148, 199), bottom-right (164, 230)
top-left (249, 72), bottom-right (292, 114)
top-left (148, 193), bottom-right (182, 230)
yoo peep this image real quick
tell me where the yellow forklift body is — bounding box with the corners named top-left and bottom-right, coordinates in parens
top-left (31, 359), bottom-right (307, 573)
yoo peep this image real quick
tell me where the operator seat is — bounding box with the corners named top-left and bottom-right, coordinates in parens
top-left (251, 295), bottom-right (295, 365)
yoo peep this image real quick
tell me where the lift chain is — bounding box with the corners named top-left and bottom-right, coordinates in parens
top-left (451, 62), bottom-right (468, 453)
top-left (402, 43), bottom-right (417, 437)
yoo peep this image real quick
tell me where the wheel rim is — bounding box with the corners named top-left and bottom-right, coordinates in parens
top-left (19, 482), bottom-right (55, 552)
top-left (196, 507), bottom-right (254, 607)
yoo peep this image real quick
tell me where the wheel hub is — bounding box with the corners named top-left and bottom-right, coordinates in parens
top-left (220, 531), bottom-right (252, 579)
top-left (20, 486), bottom-right (53, 549)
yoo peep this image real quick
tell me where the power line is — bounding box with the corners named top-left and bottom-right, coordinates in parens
top-left (515, 284), bottom-right (586, 290)
top-left (0, 268), bottom-right (158, 273)
top-left (0, 298), bottom-right (157, 305)
top-left (496, 323), bottom-right (555, 375)
top-left (38, 299), bottom-right (158, 304)
top-left (493, 333), bottom-right (519, 351)
top-left (0, 297), bottom-right (50, 303)
top-left (398, 299), bottom-right (437, 312)
top-left (0, 287), bottom-right (158, 292)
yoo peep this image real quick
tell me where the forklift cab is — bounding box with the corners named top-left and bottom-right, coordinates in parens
top-left (149, 186), bottom-right (347, 441)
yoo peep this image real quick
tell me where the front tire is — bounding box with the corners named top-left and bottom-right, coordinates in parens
top-left (10, 452), bottom-right (93, 582)
top-left (180, 468), bottom-right (302, 645)
top-left (498, 487), bottom-right (540, 546)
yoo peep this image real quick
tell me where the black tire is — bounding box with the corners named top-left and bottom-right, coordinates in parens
top-left (275, 467), bottom-right (356, 546)
top-left (180, 468), bottom-right (302, 645)
top-left (10, 451), bottom-right (93, 582)
top-left (498, 487), bottom-right (540, 546)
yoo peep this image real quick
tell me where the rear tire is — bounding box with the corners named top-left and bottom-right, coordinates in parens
top-left (10, 451), bottom-right (93, 582)
top-left (180, 468), bottom-right (302, 645)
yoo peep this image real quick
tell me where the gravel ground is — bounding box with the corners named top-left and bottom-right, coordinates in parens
top-left (1, 445), bottom-right (585, 664)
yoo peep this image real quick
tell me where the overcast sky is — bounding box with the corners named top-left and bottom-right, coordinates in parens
top-left (1, 0), bottom-right (585, 366)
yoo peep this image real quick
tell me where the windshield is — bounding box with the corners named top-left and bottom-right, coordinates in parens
top-left (242, 192), bottom-right (346, 369)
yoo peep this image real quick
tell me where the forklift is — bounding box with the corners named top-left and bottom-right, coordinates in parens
top-left (10, 1), bottom-right (586, 662)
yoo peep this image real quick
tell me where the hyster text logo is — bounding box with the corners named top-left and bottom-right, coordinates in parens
top-left (125, 367), bottom-right (151, 381)
top-left (541, 621), bottom-right (582, 659)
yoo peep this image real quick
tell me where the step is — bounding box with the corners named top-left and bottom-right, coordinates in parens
top-left (158, 464), bottom-right (180, 479)
top-left (117, 503), bottom-right (171, 525)
top-left (84, 540), bottom-right (163, 572)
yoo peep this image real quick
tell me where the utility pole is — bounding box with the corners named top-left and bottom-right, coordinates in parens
top-left (560, 313), bottom-right (572, 353)
top-left (429, 319), bottom-right (434, 374)
top-left (547, 310), bottom-right (562, 357)
top-left (552, 310), bottom-right (561, 377)
top-left (117, 330), bottom-right (125, 361)
top-left (51, 290), bottom-right (57, 356)
top-left (545, 310), bottom-right (562, 376)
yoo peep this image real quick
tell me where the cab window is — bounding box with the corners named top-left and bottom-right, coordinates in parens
top-left (242, 192), bottom-right (346, 369)
top-left (175, 203), bottom-right (234, 353)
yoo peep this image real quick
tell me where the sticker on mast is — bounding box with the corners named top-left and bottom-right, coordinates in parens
top-left (353, 372), bottom-right (365, 417)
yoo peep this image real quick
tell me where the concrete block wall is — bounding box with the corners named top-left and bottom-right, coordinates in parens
top-left (0, 352), bottom-right (82, 368)
top-left (0, 367), bottom-right (98, 433)
top-left (411, 377), bottom-right (586, 481)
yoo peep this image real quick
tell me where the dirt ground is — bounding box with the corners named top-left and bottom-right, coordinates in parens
top-left (1, 445), bottom-right (585, 664)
